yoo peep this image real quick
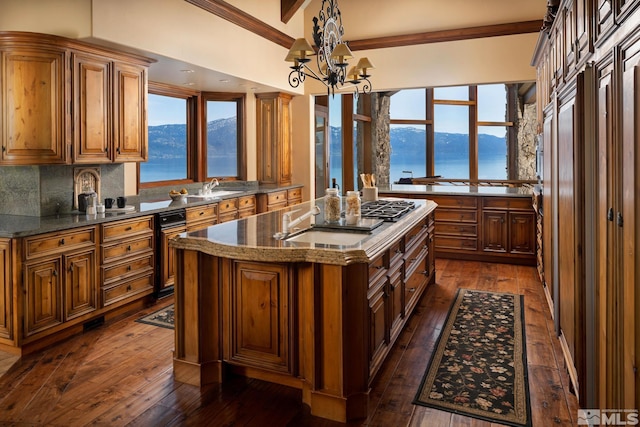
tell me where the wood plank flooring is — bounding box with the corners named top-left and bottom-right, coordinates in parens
top-left (0, 259), bottom-right (579, 426)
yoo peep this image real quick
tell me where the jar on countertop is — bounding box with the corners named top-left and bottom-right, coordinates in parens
top-left (324, 188), bottom-right (341, 223)
top-left (345, 191), bottom-right (361, 225)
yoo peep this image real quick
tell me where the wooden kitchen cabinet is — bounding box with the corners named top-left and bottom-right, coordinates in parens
top-left (158, 225), bottom-right (186, 296)
top-left (0, 239), bottom-right (11, 341)
top-left (482, 211), bottom-right (508, 252)
top-left (72, 52), bottom-right (111, 163)
top-left (186, 203), bottom-right (218, 231)
top-left (227, 261), bottom-right (293, 374)
top-left (218, 198), bottom-right (239, 223)
top-left (237, 195), bottom-right (256, 218)
top-left (256, 186), bottom-right (303, 213)
top-left (112, 61), bottom-right (147, 162)
top-left (256, 92), bottom-right (292, 186)
top-left (100, 216), bottom-right (154, 307)
top-left (368, 276), bottom-right (388, 378)
top-left (22, 226), bottom-right (98, 336)
top-left (1, 47), bottom-right (68, 165)
top-left (0, 32), bottom-right (151, 166)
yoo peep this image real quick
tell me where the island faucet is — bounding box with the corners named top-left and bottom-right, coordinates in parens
top-left (274, 205), bottom-right (321, 239)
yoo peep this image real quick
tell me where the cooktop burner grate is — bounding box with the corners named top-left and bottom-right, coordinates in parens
top-left (358, 200), bottom-right (416, 221)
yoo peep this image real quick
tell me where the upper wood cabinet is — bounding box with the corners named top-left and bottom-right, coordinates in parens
top-left (72, 52), bottom-right (111, 163)
top-left (113, 62), bottom-right (147, 162)
top-left (0, 32), bottom-right (152, 166)
top-left (256, 92), bottom-right (292, 186)
top-left (1, 48), bottom-right (68, 164)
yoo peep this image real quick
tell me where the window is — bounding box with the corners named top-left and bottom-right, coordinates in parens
top-left (141, 93), bottom-right (189, 183)
top-left (389, 84), bottom-right (515, 182)
top-left (205, 98), bottom-right (240, 178)
top-left (140, 86), bottom-right (245, 188)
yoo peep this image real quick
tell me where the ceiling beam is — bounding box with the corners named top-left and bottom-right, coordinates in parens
top-left (281, 0), bottom-right (306, 24)
top-left (185, 0), bottom-right (295, 48)
top-left (185, 1), bottom-right (543, 53)
top-left (348, 20), bottom-right (544, 51)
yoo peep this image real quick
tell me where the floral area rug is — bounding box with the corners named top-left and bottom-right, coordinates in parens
top-left (413, 289), bottom-right (531, 427)
top-left (135, 304), bottom-right (174, 329)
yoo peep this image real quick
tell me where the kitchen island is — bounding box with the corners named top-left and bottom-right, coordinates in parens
top-left (170, 197), bottom-right (437, 422)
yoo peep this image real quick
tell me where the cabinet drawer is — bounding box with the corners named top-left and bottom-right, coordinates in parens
top-left (435, 223), bottom-right (478, 237)
top-left (186, 204), bottom-right (217, 222)
top-left (405, 220), bottom-right (428, 251)
top-left (218, 198), bottom-right (238, 214)
top-left (102, 273), bottom-right (154, 306)
top-left (102, 253), bottom-right (154, 285)
top-left (267, 191), bottom-right (287, 206)
top-left (102, 216), bottom-right (153, 242)
top-left (389, 239), bottom-right (404, 268)
top-left (186, 218), bottom-right (217, 231)
top-left (218, 211), bottom-right (238, 223)
top-left (435, 209), bottom-right (477, 223)
top-left (435, 236), bottom-right (478, 251)
top-left (368, 253), bottom-right (387, 285)
top-left (430, 196), bottom-right (478, 209)
top-left (482, 197), bottom-right (532, 210)
top-left (238, 195), bottom-right (256, 211)
top-left (101, 235), bottom-right (153, 264)
top-left (24, 227), bottom-right (96, 260)
top-left (287, 187), bottom-right (302, 201)
top-left (405, 238), bottom-right (428, 276)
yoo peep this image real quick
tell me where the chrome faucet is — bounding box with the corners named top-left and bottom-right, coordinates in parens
top-left (274, 205), bottom-right (321, 239)
top-left (201, 178), bottom-right (219, 195)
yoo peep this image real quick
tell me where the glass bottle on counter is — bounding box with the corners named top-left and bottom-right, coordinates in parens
top-left (345, 191), bottom-right (361, 225)
top-left (324, 188), bottom-right (341, 223)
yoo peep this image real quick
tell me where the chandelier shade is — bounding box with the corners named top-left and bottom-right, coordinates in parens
top-left (285, 0), bottom-right (374, 96)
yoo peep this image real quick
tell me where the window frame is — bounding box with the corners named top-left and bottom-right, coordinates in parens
top-left (138, 85), bottom-right (247, 191)
top-left (138, 82), bottom-right (199, 190)
top-left (201, 92), bottom-right (247, 182)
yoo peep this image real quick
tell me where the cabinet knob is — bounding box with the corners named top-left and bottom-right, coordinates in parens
top-left (59, 238), bottom-right (65, 245)
top-left (126, 285), bottom-right (132, 291)
top-left (69, 264), bottom-right (74, 273)
top-left (125, 226), bottom-right (132, 231)
top-left (127, 245), bottom-right (132, 251)
top-left (52, 270), bottom-right (58, 277)
top-left (407, 287), bottom-right (416, 293)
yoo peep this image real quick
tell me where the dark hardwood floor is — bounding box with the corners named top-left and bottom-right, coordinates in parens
top-left (0, 259), bottom-right (578, 426)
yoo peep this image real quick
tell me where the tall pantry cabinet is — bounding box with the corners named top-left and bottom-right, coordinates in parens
top-left (532, 0), bottom-right (640, 410)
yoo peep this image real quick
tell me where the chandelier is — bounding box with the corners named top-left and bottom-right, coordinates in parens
top-left (285, 0), bottom-right (374, 97)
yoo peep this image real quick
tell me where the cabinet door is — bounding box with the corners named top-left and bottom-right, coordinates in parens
top-left (388, 266), bottom-right (403, 341)
top-left (509, 212), bottom-right (535, 254)
top-left (229, 261), bottom-right (292, 374)
top-left (0, 239), bottom-right (11, 340)
top-left (113, 62), bottom-right (147, 162)
top-left (24, 257), bottom-right (63, 335)
top-left (368, 281), bottom-right (388, 376)
top-left (64, 249), bottom-right (97, 320)
top-left (159, 226), bottom-right (186, 292)
top-left (256, 93), bottom-right (292, 186)
top-left (2, 49), bottom-right (67, 164)
top-left (72, 52), bottom-right (111, 163)
top-left (482, 211), bottom-right (507, 252)
top-left (594, 0), bottom-right (614, 41)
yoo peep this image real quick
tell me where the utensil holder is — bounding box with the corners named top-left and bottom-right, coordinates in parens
top-left (362, 187), bottom-right (378, 202)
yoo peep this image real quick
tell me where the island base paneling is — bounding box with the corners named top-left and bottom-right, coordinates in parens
top-left (172, 206), bottom-right (436, 422)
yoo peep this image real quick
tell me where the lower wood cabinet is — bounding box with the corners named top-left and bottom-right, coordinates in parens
top-left (22, 227), bottom-right (98, 337)
top-left (0, 239), bottom-right (11, 341)
top-left (100, 216), bottom-right (154, 307)
top-left (428, 194), bottom-right (536, 265)
top-left (227, 261), bottom-right (292, 374)
top-left (158, 225), bottom-right (186, 295)
top-left (256, 186), bottom-right (303, 213)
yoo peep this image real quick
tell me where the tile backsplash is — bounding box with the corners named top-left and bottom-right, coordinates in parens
top-left (0, 164), bottom-right (125, 217)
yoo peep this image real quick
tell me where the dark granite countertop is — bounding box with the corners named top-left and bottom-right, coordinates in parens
top-left (0, 184), bottom-right (304, 238)
top-left (378, 184), bottom-right (535, 197)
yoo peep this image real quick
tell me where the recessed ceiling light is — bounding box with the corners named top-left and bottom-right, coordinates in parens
top-left (219, 79), bottom-right (230, 83)
top-left (180, 69), bottom-right (194, 73)
top-left (183, 82), bottom-right (195, 86)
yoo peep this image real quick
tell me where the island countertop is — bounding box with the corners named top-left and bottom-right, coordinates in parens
top-left (171, 197), bottom-right (437, 266)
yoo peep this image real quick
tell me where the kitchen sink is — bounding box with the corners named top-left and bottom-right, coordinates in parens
top-left (285, 230), bottom-right (369, 246)
top-left (187, 190), bottom-right (243, 199)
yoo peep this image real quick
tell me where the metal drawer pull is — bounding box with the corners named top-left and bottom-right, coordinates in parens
top-left (127, 245), bottom-right (132, 251)
top-left (59, 238), bottom-right (65, 245)
top-left (407, 287), bottom-right (416, 292)
top-left (125, 226), bottom-right (132, 231)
